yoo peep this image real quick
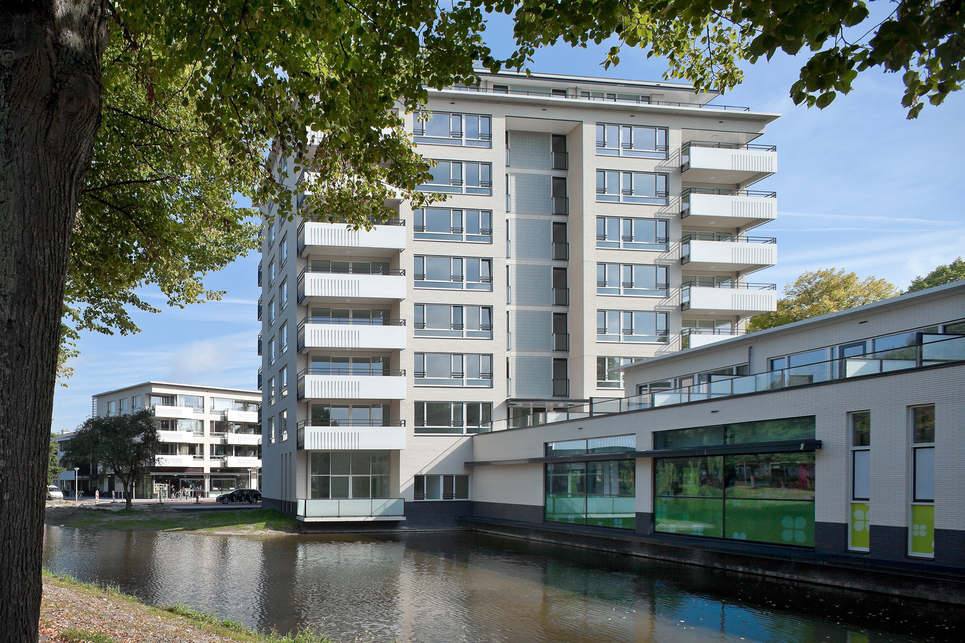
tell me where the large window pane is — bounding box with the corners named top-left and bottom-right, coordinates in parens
top-left (654, 497), bottom-right (723, 537)
top-left (724, 453), bottom-right (815, 501)
top-left (724, 499), bottom-right (814, 546)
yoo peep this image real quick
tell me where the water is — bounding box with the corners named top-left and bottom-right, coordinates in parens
top-left (43, 526), bottom-right (964, 642)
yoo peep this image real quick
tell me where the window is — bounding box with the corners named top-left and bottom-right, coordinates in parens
top-left (414, 256), bottom-right (492, 291)
top-left (653, 417), bottom-right (817, 546)
top-left (597, 310), bottom-right (668, 343)
top-left (309, 259), bottom-right (391, 275)
top-left (310, 403), bottom-right (391, 427)
top-left (177, 419), bottom-right (203, 435)
top-left (415, 353), bottom-right (493, 387)
top-left (268, 297), bottom-right (276, 325)
top-left (268, 337), bottom-right (276, 365)
top-left (309, 452), bottom-right (390, 499)
top-left (581, 90), bottom-right (651, 103)
top-left (415, 401), bottom-right (492, 434)
top-left (280, 366), bottom-right (288, 398)
top-left (419, 160), bottom-right (492, 195)
top-left (597, 357), bottom-right (633, 389)
top-left (279, 322), bottom-right (288, 354)
top-left (596, 170), bottom-right (668, 204)
top-left (268, 377), bottom-right (275, 406)
top-left (132, 395), bottom-right (142, 411)
top-left (279, 279), bottom-right (288, 310)
top-left (118, 398), bottom-right (128, 415)
top-left (596, 123), bottom-right (668, 158)
top-left (413, 208), bottom-right (492, 243)
top-left (414, 474), bottom-right (470, 500)
top-left (178, 395), bottom-right (204, 410)
top-left (279, 234), bottom-right (288, 265)
top-left (309, 355), bottom-right (388, 376)
top-left (596, 217), bottom-right (669, 250)
top-left (267, 416), bottom-right (275, 445)
top-left (308, 307), bottom-right (391, 325)
top-left (492, 84), bottom-right (509, 94)
top-left (106, 401), bottom-right (117, 416)
top-left (280, 409), bottom-right (288, 442)
top-left (910, 405), bottom-right (935, 558)
top-left (849, 411), bottom-right (871, 552)
top-left (414, 111), bottom-right (492, 147)
top-left (414, 304), bottom-right (493, 339)
top-left (149, 394), bottom-right (175, 407)
top-left (268, 259), bottom-right (275, 284)
top-left (597, 263), bottom-right (669, 296)
top-left (545, 436), bottom-right (636, 528)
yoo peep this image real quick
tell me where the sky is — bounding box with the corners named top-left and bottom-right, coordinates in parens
top-left (51, 13), bottom-right (965, 431)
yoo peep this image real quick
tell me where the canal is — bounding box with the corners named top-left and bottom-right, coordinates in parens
top-left (43, 526), bottom-right (963, 642)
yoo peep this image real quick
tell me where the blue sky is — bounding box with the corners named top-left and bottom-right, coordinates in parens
top-left (51, 17), bottom-right (965, 431)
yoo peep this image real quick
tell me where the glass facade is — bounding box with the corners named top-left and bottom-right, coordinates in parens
top-left (309, 452), bottom-right (390, 500)
top-left (653, 417), bottom-right (817, 547)
top-left (544, 435), bottom-right (636, 529)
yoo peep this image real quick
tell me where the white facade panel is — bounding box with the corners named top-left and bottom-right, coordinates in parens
top-left (301, 324), bottom-right (406, 350)
top-left (302, 426), bottom-right (406, 451)
top-left (684, 286), bottom-right (777, 315)
top-left (301, 374), bottom-right (406, 400)
top-left (684, 240), bottom-right (777, 272)
top-left (300, 273), bottom-right (406, 301)
top-left (225, 456), bottom-right (263, 468)
top-left (301, 222), bottom-right (406, 253)
top-left (224, 409), bottom-right (259, 423)
top-left (152, 405), bottom-right (197, 420)
top-left (225, 433), bottom-right (261, 446)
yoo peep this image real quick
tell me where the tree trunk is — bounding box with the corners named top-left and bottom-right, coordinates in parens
top-left (0, 2), bottom-right (107, 641)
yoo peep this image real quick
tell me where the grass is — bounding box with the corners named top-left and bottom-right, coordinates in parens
top-left (63, 508), bottom-right (298, 533)
top-left (44, 571), bottom-right (337, 643)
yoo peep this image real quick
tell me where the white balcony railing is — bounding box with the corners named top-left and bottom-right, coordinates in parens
top-left (224, 409), bottom-right (259, 424)
top-left (681, 189), bottom-right (777, 229)
top-left (298, 221), bottom-right (406, 258)
top-left (157, 430), bottom-right (201, 443)
top-left (297, 498), bottom-right (405, 521)
top-left (681, 236), bottom-right (777, 273)
top-left (298, 320), bottom-right (406, 351)
top-left (682, 284), bottom-right (777, 315)
top-left (155, 454), bottom-right (197, 467)
top-left (298, 425), bottom-right (406, 451)
top-left (298, 271), bottom-right (406, 304)
top-left (682, 142), bottom-right (777, 185)
top-left (225, 433), bottom-right (261, 446)
top-left (298, 372), bottom-right (407, 400)
top-left (152, 405), bottom-right (199, 420)
top-left (224, 456), bottom-right (262, 468)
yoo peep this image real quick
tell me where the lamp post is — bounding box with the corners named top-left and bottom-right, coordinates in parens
top-left (73, 467), bottom-right (79, 502)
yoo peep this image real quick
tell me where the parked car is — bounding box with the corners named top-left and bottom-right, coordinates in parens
top-left (46, 485), bottom-right (64, 500)
top-left (217, 488), bottom-right (262, 504)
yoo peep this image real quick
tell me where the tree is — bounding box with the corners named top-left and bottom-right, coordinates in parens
top-left (486, 0), bottom-right (965, 118)
top-left (1, 2), bottom-right (960, 641)
top-left (748, 269), bottom-right (900, 330)
top-left (907, 257), bottom-right (965, 293)
top-left (48, 437), bottom-right (63, 487)
top-left (59, 410), bottom-right (160, 511)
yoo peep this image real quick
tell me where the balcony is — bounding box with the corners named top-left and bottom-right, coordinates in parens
top-left (224, 408), bottom-right (259, 424)
top-left (297, 267), bottom-right (406, 305)
top-left (681, 233), bottom-right (777, 273)
top-left (155, 454), bottom-right (196, 467)
top-left (552, 196), bottom-right (569, 216)
top-left (152, 405), bottom-right (200, 420)
top-left (681, 141), bottom-right (777, 185)
top-left (297, 420), bottom-right (406, 450)
top-left (157, 430), bottom-right (200, 443)
top-left (682, 327), bottom-right (745, 349)
top-left (298, 368), bottom-right (406, 400)
top-left (552, 241), bottom-right (569, 261)
top-left (224, 432), bottom-right (261, 446)
top-left (682, 282), bottom-right (777, 316)
top-left (296, 497), bottom-right (405, 522)
top-left (225, 456), bottom-right (262, 468)
top-left (681, 188), bottom-right (777, 230)
top-left (298, 318), bottom-right (406, 352)
top-left (297, 220), bottom-right (406, 258)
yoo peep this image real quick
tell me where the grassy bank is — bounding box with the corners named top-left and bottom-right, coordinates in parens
top-left (42, 571), bottom-right (334, 643)
top-left (45, 505), bottom-right (299, 535)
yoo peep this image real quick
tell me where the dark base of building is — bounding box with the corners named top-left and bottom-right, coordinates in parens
top-left (261, 497), bottom-right (965, 603)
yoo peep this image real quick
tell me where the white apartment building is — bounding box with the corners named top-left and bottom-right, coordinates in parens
top-left (259, 71), bottom-right (779, 525)
top-left (57, 382), bottom-right (262, 498)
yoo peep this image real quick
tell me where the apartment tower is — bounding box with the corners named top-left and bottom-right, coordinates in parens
top-left (258, 72), bottom-right (779, 525)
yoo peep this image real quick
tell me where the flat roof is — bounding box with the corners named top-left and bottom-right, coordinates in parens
top-left (93, 381), bottom-right (260, 399)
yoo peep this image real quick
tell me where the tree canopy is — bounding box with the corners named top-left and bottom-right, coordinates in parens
top-left (59, 410), bottom-right (161, 510)
top-left (907, 257), bottom-right (965, 292)
top-left (748, 268), bottom-right (900, 330)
